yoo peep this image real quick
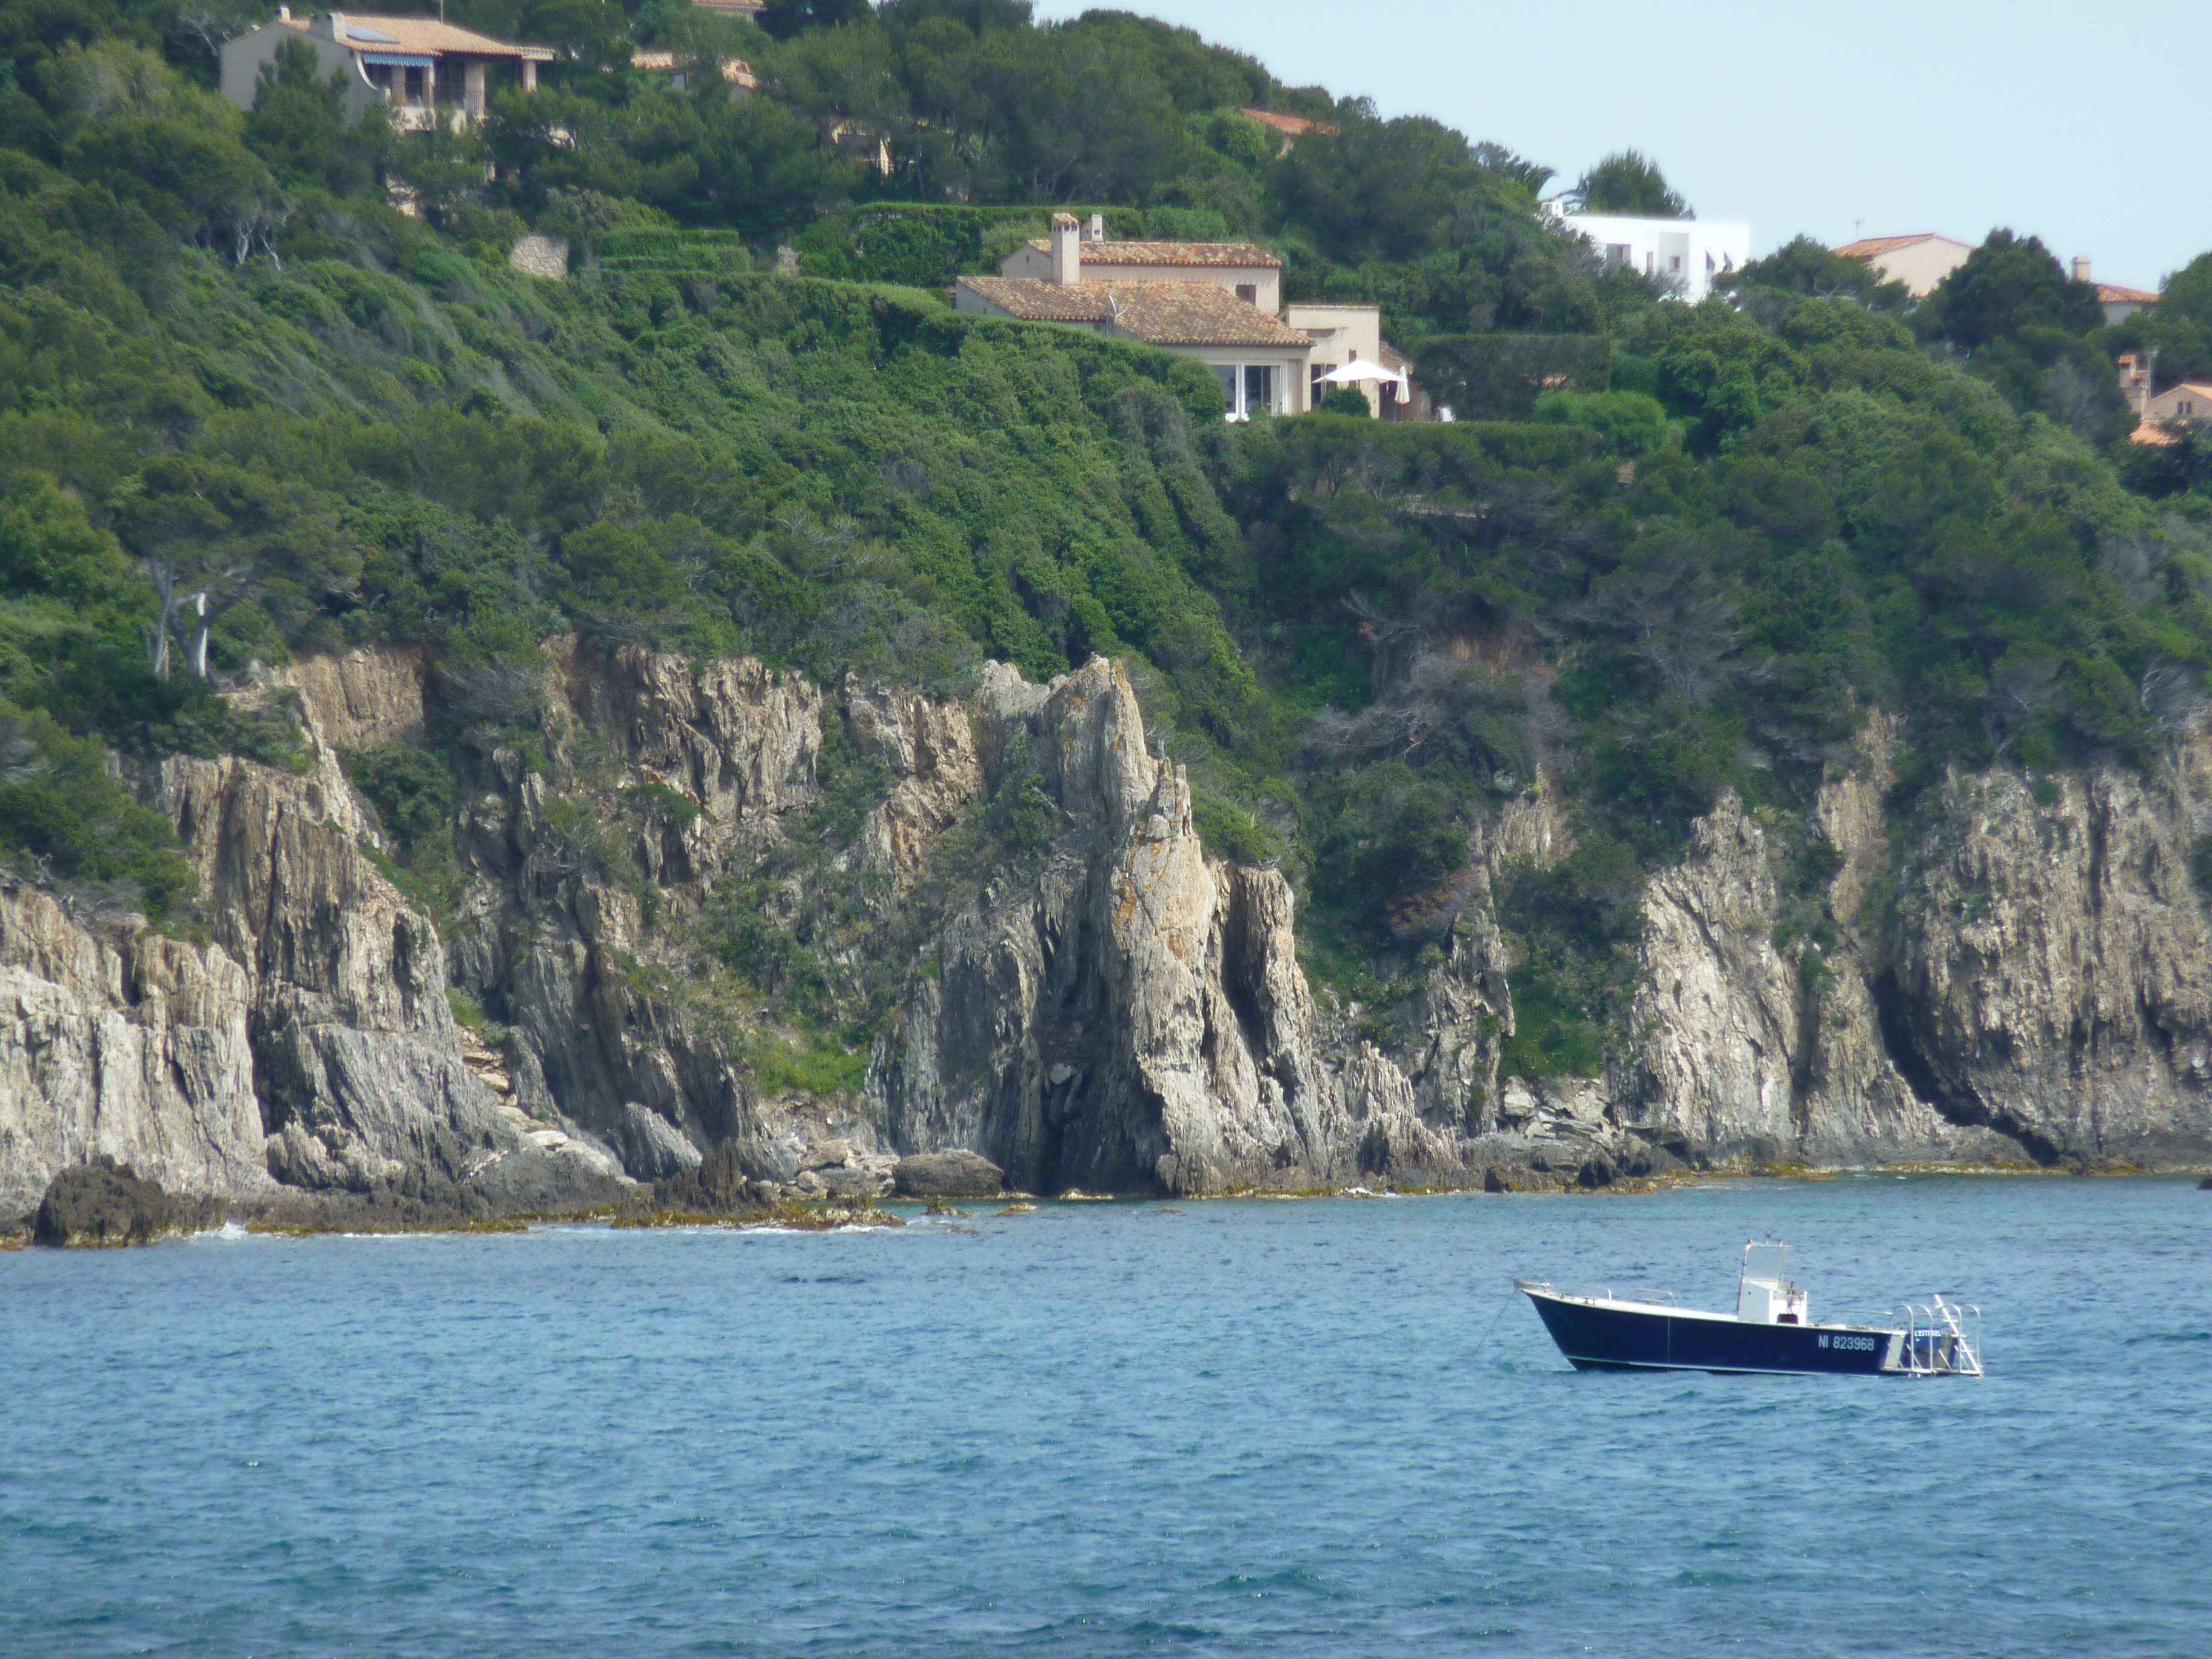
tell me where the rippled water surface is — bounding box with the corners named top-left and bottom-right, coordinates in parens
top-left (4, 1177), bottom-right (2208, 1657)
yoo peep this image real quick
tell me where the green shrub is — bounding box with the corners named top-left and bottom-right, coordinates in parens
top-left (0, 705), bottom-right (195, 923)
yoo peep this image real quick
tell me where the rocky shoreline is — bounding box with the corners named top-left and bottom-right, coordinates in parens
top-left (9, 643), bottom-right (2212, 1229)
top-left (13, 1150), bottom-right (2196, 1250)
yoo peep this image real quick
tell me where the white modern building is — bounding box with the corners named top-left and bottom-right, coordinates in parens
top-left (1549, 209), bottom-right (1751, 302)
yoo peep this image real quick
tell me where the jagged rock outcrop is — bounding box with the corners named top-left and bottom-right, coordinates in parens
top-left (1, 881), bottom-right (266, 1216)
top-left (32, 1156), bottom-right (223, 1247)
top-left (891, 1150), bottom-right (1004, 1197)
top-left (1, 651), bottom-right (628, 1221)
top-left (873, 657), bottom-right (1507, 1195)
top-left (846, 675), bottom-right (980, 894)
top-left (443, 640), bottom-right (840, 1181)
top-left (1612, 786), bottom-right (2013, 1168)
top-left (1882, 760), bottom-right (2212, 1164)
top-left (1611, 724), bottom-right (2212, 1169)
top-left (10, 637), bottom-right (2210, 1218)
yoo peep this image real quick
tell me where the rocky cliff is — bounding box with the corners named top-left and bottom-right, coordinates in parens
top-left (7, 643), bottom-right (2210, 1222)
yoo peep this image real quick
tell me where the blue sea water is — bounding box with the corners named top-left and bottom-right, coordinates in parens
top-left (3, 1176), bottom-right (2208, 1657)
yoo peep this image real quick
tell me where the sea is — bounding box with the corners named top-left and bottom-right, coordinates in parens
top-left (3, 1175), bottom-right (2207, 1657)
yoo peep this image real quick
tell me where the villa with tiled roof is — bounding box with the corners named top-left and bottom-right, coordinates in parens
top-left (998, 232), bottom-right (1284, 310)
top-left (956, 215), bottom-right (1313, 418)
top-left (220, 10), bottom-right (554, 127)
top-left (1834, 232), bottom-right (1975, 298)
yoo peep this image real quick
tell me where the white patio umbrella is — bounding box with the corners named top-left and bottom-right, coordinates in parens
top-left (1318, 358), bottom-right (1410, 393)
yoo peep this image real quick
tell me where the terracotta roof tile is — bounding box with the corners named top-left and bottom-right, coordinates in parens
top-left (630, 50), bottom-right (754, 84)
top-left (1107, 284), bottom-right (1312, 346)
top-left (1021, 239), bottom-right (1281, 270)
top-left (1239, 107), bottom-right (1340, 139)
top-left (960, 277), bottom-right (1116, 324)
top-left (2098, 283), bottom-right (2160, 305)
top-left (1834, 233), bottom-right (1962, 260)
top-left (960, 278), bottom-right (1312, 347)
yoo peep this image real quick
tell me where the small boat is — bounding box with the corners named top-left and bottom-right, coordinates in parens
top-left (1517, 1241), bottom-right (1982, 1378)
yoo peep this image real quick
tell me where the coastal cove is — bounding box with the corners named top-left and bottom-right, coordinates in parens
top-left (5, 1177), bottom-right (2207, 1658)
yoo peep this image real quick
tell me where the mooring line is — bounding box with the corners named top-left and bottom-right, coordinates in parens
top-left (1469, 1287), bottom-right (1515, 1362)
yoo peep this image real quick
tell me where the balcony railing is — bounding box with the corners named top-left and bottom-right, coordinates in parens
top-left (386, 102), bottom-right (482, 133)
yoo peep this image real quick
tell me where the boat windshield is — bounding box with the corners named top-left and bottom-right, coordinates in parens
top-left (1742, 1242), bottom-right (1788, 1281)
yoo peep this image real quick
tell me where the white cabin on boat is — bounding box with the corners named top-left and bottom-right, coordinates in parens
top-left (1737, 1242), bottom-right (1809, 1324)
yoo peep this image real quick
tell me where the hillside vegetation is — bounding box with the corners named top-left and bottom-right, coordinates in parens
top-left (5, 0), bottom-right (2212, 1091)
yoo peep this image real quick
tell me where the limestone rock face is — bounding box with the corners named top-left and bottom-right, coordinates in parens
top-left (1883, 762), bottom-right (2212, 1164)
top-left (139, 751), bottom-right (578, 1195)
top-left (1607, 723), bottom-right (2212, 1169)
top-left (876, 657), bottom-right (1455, 1196)
top-left (618, 1103), bottom-right (705, 1181)
top-left (443, 641), bottom-right (834, 1179)
top-left (0, 883), bottom-right (265, 1218)
top-left (555, 639), bottom-right (821, 832)
top-left (1610, 781), bottom-right (2001, 1168)
top-left (2, 646), bottom-right (628, 1219)
top-left (846, 676), bottom-right (980, 894)
top-left (13, 634), bottom-right (2212, 1216)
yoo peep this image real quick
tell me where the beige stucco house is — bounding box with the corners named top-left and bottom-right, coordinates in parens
top-left (957, 215), bottom-right (1313, 418)
top-left (2070, 258), bottom-right (2159, 326)
top-left (1835, 232), bottom-right (1975, 298)
top-left (220, 10), bottom-right (552, 127)
top-left (1285, 303), bottom-right (1378, 408)
top-left (2148, 383), bottom-right (2212, 424)
top-left (2122, 353), bottom-right (2212, 443)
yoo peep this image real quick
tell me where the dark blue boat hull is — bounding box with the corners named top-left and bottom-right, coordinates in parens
top-left (1524, 1290), bottom-right (1895, 1376)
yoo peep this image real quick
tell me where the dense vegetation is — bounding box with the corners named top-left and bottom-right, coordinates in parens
top-left (4, 0), bottom-right (2211, 1090)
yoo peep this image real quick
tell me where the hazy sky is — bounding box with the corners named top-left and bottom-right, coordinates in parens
top-left (1033, 0), bottom-right (2210, 290)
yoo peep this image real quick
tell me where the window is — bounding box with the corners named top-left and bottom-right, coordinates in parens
top-left (1669, 255), bottom-right (1681, 273)
top-left (1244, 364), bottom-right (1275, 416)
top-left (1235, 283), bottom-right (1258, 305)
top-left (1213, 364), bottom-right (1238, 412)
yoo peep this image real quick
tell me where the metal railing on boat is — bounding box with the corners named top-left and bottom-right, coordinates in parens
top-left (1893, 1296), bottom-right (1982, 1377)
top-left (1558, 1287), bottom-right (1678, 1307)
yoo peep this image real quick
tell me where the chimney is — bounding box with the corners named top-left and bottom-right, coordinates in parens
top-left (1050, 212), bottom-right (1081, 286)
top-left (1089, 213), bottom-right (1104, 243)
top-left (2073, 255), bottom-right (2093, 284)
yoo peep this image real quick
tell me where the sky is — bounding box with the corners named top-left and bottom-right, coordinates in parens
top-left (1032, 0), bottom-right (2211, 290)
